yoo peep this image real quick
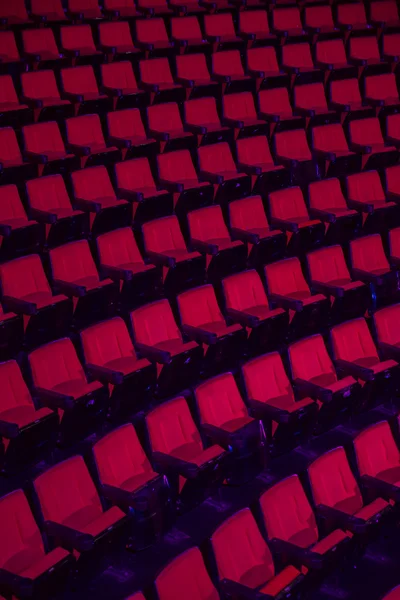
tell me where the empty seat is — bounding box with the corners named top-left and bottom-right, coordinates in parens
top-left (67, 114), bottom-right (121, 165)
top-left (23, 122), bottom-right (79, 176)
top-left (139, 57), bottom-right (185, 104)
top-left (304, 5), bottom-right (337, 36)
top-left (247, 46), bottom-right (287, 90)
top-left (389, 225), bottom-right (400, 266)
top-left (364, 73), bottom-right (400, 109)
top-left (198, 142), bottom-right (251, 204)
top-left (184, 97), bottom-right (231, 146)
top-left (171, 17), bottom-right (209, 54)
top-left (315, 39), bottom-right (354, 79)
top-left (0, 75), bottom-right (31, 128)
top-left (308, 447), bottom-right (391, 535)
top-left (131, 300), bottom-right (203, 395)
top-left (146, 397), bottom-right (225, 503)
top-left (142, 215), bottom-right (205, 293)
top-left (238, 10), bottom-right (276, 45)
top-left (0, 490), bottom-right (74, 599)
top-left (147, 102), bottom-right (195, 152)
top-left (26, 174), bottom-right (89, 247)
top-left (336, 2), bottom-right (369, 32)
top-left (22, 28), bottom-right (63, 68)
top-left (293, 82), bottom-right (336, 126)
top-left (66, 0), bottom-right (103, 19)
top-left (386, 113), bottom-right (400, 148)
top-left (137, 0), bottom-right (172, 16)
top-left (81, 318), bottom-right (156, 416)
top-left (71, 165), bottom-right (131, 235)
top-left (272, 7), bottom-right (305, 38)
top-left (273, 129), bottom-right (319, 185)
top-left (282, 43), bottom-right (321, 85)
top-left (211, 509), bottom-right (303, 598)
top-left (103, 0), bottom-right (137, 17)
top-left (374, 303), bottom-right (400, 361)
top-left (204, 14), bottom-right (244, 51)
top-left (258, 87), bottom-right (303, 131)
top-left (34, 456), bottom-right (126, 554)
top-left (99, 21), bottom-right (140, 60)
top-left (175, 53), bottom-right (217, 100)
top-left (307, 245), bottom-right (368, 321)
top-left (0, 255), bottom-right (72, 347)
top-left (211, 50), bottom-right (254, 95)
top-left (21, 70), bottom-right (73, 122)
top-left (49, 239), bottom-right (119, 326)
top-left (236, 136), bottom-right (289, 195)
top-left (61, 66), bottom-right (111, 115)
top-left (223, 91), bottom-right (268, 138)
top-left (348, 36), bottom-right (384, 71)
top-left (107, 108), bottom-right (158, 159)
top-left (155, 548), bottom-right (219, 600)
top-left (348, 117), bottom-right (398, 169)
top-left (30, 0), bottom-right (68, 22)
top-left (383, 33), bottom-right (400, 62)
top-left (0, 360), bottom-right (59, 472)
top-left (0, 32), bottom-right (22, 68)
top-left (0, 184), bottom-right (44, 259)
top-left (370, 0), bottom-right (400, 28)
top-left (101, 62), bottom-right (147, 110)
top-left (386, 164), bottom-right (400, 206)
top-left (136, 18), bottom-right (172, 57)
top-left (222, 269), bottom-right (288, 352)
top-left (60, 25), bottom-right (103, 64)
top-left (265, 257), bottom-right (330, 339)
top-left (0, 0), bottom-right (30, 25)
top-left (0, 127), bottom-right (37, 185)
top-left (312, 123), bottom-right (361, 177)
top-left (329, 78), bottom-right (372, 121)
top-left (346, 170), bottom-right (398, 232)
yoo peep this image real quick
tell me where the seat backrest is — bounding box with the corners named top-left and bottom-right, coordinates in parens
top-left (0, 489), bottom-right (44, 571)
top-left (349, 117), bottom-right (384, 145)
top-left (140, 57), bottom-right (174, 85)
top-left (213, 50), bottom-right (244, 76)
top-left (66, 114), bottom-right (106, 147)
top-left (283, 43), bottom-right (313, 68)
top-left (308, 447), bottom-right (363, 512)
top-left (177, 285), bottom-right (224, 328)
top-left (289, 334), bottom-right (336, 382)
top-left (0, 0), bottom-right (29, 21)
top-left (331, 318), bottom-right (379, 363)
top-left (108, 108), bottom-right (146, 139)
top-left (258, 87), bottom-right (292, 118)
top-left (146, 396), bottom-right (203, 455)
top-left (34, 456), bottom-right (103, 525)
top-left (337, 2), bottom-right (367, 25)
top-left (0, 31), bottom-right (20, 62)
top-left (223, 269), bottom-right (269, 311)
top-left (81, 317), bottom-right (136, 366)
top-left (365, 73), bottom-right (398, 100)
top-left (223, 92), bottom-right (257, 120)
top-left (171, 16), bottom-right (202, 40)
top-left (23, 122), bottom-right (65, 155)
top-left (386, 164), bottom-right (400, 193)
top-left (142, 215), bottom-right (186, 254)
top-left (176, 53), bottom-right (210, 81)
top-left (330, 78), bottom-right (361, 105)
top-left (260, 475), bottom-right (318, 545)
top-left (184, 97), bottom-right (219, 126)
top-left (242, 352), bottom-right (294, 404)
top-left (312, 123), bottom-right (349, 153)
top-left (72, 165), bottom-right (115, 201)
top-left (274, 129), bottom-right (311, 160)
top-left (239, 10), bottom-right (270, 34)
top-left (147, 103), bottom-right (183, 133)
top-left (265, 257), bottom-right (310, 297)
top-left (31, 0), bottom-right (65, 18)
top-left (61, 65), bottom-right (99, 96)
top-left (0, 184), bottom-right (28, 223)
top-left (97, 227), bottom-right (144, 268)
top-left (354, 421), bottom-right (400, 478)
top-left (389, 226), bottom-right (400, 259)
top-left (21, 70), bottom-right (61, 101)
top-left (101, 61), bottom-right (138, 91)
top-left (307, 245), bottom-right (351, 284)
top-left (387, 113), bottom-right (400, 140)
top-left (157, 149), bottom-right (198, 182)
top-left (349, 36), bottom-right (380, 60)
top-left (370, 0), bottom-right (398, 22)
top-left (229, 195), bottom-right (269, 231)
top-left (155, 547), bottom-right (219, 600)
top-left (188, 205), bottom-right (229, 242)
top-left (198, 142), bottom-right (236, 173)
top-left (0, 75), bottom-right (19, 105)
top-left (383, 33), bottom-right (400, 57)
top-left (93, 423), bottom-right (153, 489)
top-left (26, 174), bottom-right (72, 211)
top-left (308, 178), bottom-right (348, 211)
top-left (204, 13), bottom-right (236, 36)
top-left (211, 508), bottom-right (275, 588)
top-left (273, 7), bottom-right (302, 30)
top-left (195, 372), bottom-right (248, 427)
top-left (136, 17), bottom-right (169, 43)
top-left (50, 239), bottom-right (98, 283)
top-left (247, 46), bottom-right (279, 73)
top-left (99, 21), bottom-right (133, 46)
top-left (374, 303), bottom-right (400, 346)
top-left (305, 5), bottom-right (334, 28)
top-left (0, 127), bottom-right (22, 164)
top-left (61, 24), bottom-right (96, 51)
top-left (115, 157), bottom-right (155, 192)
top-left (22, 28), bottom-right (59, 55)
top-left (0, 255), bottom-right (51, 298)
top-left (236, 135), bottom-right (274, 166)
top-left (131, 299), bottom-right (182, 346)
top-left (294, 82), bottom-right (328, 110)
top-left (0, 360), bottom-right (33, 413)
top-left (29, 337), bottom-right (87, 389)
top-left (316, 38), bottom-right (347, 64)
top-left (269, 186), bottom-right (309, 221)
top-left (350, 234), bottom-right (389, 273)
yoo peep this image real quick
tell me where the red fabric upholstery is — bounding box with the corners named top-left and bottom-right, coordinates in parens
top-left (283, 43), bottom-right (314, 70)
top-left (23, 122), bottom-right (70, 161)
top-left (304, 5), bottom-right (334, 30)
top-left (157, 149), bottom-right (204, 189)
top-left (265, 257), bottom-right (315, 301)
top-left (176, 54), bottom-right (212, 84)
top-left (61, 26), bottom-right (100, 56)
top-left (198, 142), bottom-right (242, 179)
top-left (269, 186), bottom-right (314, 226)
top-left (22, 28), bottom-right (60, 61)
top-left (72, 165), bottom-right (123, 208)
top-left (274, 130), bottom-right (312, 161)
top-left (370, 0), bottom-right (399, 24)
top-left (308, 178), bottom-right (354, 217)
top-left (99, 21), bottom-right (136, 53)
top-left (140, 57), bottom-right (176, 88)
top-left (354, 421), bottom-right (400, 486)
top-left (349, 36), bottom-right (380, 62)
top-left (147, 103), bottom-right (188, 138)
top-left (331, 317), bottom-right (390, 372)
top-left (108, 109), bottom-right (147, 145)
top-left (347, 171), bottom-right (389, 209)
top-left (171, 17), bottom-right (204, 44)
top-left (62, 65), bottom-right (104, 100)
top-left (390, 227), bottom-right (400, 260)
top-left (330, 78), bottom-right (363, 110)
top-left (239, 10), bottom-right (271, 39)
top-left (0, 0), bottom-right (29, 25)
top-left (223, 92), bottom-right (259, 125)
top-left (0, 127), bottom-right (23, 167)
top-left (223, 269), bottom-right (276, 321)
top-left (259, 87), bottom-right (293, 119)
top-left (66, 115), bottom-right (110, 152)
top-left (236, 136), bottom-right (277, 171)
top-left (67, 0), bottom-right (103, 18)
top-left (50, 239), bottom-right (108, 290)
top-left (365, 74), bottom-right (399, 104)
top-left (375, 303), bottom-right (400, 347)
top-left (337, 2), bottom-right (367, 28)
top-left (289, 334), bottom-right (341, 388)
top-left (308, 246), bottom-right (354, 287)
top-left (384, 33), bottom-right (400, 58)
top-left (184, 97), bottom-right (222, 131)
top-left (272, 7), bottom-right (303, 33)
top-left (312, 123), bottom-right (351, 154)
top-left (349, 118), bottom-right (387, 148)
top-left (229, 195), bottom-right (273, 238)
top-left (143, 215), bottom-right (199, 262)
top-left (247, 47), bottom-right (280, 75)
top-left (0, 32), bottom-right (20, 63)
top-left (0, 184), bottom-right (32, 230)
top-left (136, 18), bottom-right (170, 46)
top-left (383, 586), bottom-right (400, 600)
top-left (22, 70), bottom-right (69, 109)
top-left (350, 234), bottom-right (390, 276)
top-left (30, 0), bottom-right (67, 21)
top-left (178, 284), bottom-right (240, 337)
top-left (213, 50), bottom-right (246, 77)
top-left (26, 174), bottom-right (78, 220)
top-left (97, 227), bottom-right (150, 275)
top-left (316, 39), bottom-right (348, 68)
top-left (0, 76), bottom-right (27, 113)
top-left (101, 62), bottom-right (139, 94)
top-left (188, 205), bottom-right (237, 249)
top-left (204, 13), bottom-right (237, 39)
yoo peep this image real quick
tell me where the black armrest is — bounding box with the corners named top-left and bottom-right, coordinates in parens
top-left (146, 250), bottom-right (175, 268)
top-left (334, 358), bottom-right (375, 381)
top-left (151, 450), bottom-right (200, 478)
top-left (316, 504), bottom-right (366, 534)
top-left (139, 82), bottom-right (159, 93)
top-left (30, 207), bottom-right (57, 224)
top-left (221, 578), bottom-right (272, 600)
top-left (248, 68), bottom-right (266, 78)
top-left (53, 279), bottom-right (86, 297)
top-left (231, 227), bottom-right (259, 244)
top-left (294, 106), bottom-right (315, 117)
top-left (364, 97), bottom-right (385, 107)
top-left (212, 73), bottom-right (231, 83)
top-left (158, 178), bottom-right (184, 193)
top-left (308, 207), bottom-right (336, 223)
top-left (0, 419), bottom-right (19, 438)
top-left (360, 474), bottom-right (400, 502)
top-left (65, 142), bottom-right (90, 157)
top-left (226, 307), bottom-right (259, 328)
top-left (73, 197), bottom-right (101, 213)
top-left (310, 280), bottom-right (345, 298)
top-left (269, 293), bottom-right (303, 311)
top-left (387, 191), bottom-right (400, 203)
top-left (222, 116), bottom-right (244, 128)
top-left (347, 199), bottom-right (374, 213)
top-left (44, 520), bottom-right (94, 552)
top-left (174, 76), bottom-right (194, 88)
top-left (190, 238), bottom-right (218, 255)
top-left (182, 324), bottom-right (217, 345)
top-left (2, 295), bottom-right (37, 315)
top-left (0, 223), bottom-right (11, 236)
top-left (329, 100), bottom-right (350, 112)
top-left (198, 170), bottom-right (223, 184)
top-left (86, 363), bottom-right (123, 385)
top-left (294, 377), bottom-right (332, 402)
top-left (33, 386), bottom-right (75, 411)
top-left (351, 267), bottom-right (384, 284)
top-left (269, 538), bottom-right (324, 570)
top-left (116, 188), bottom-right (144, 203)
top-left (20, 95), bottom-right (43, 109)
top-left (247, 398), bottom-right (290, 423)
top-left (312, 149), bottom-right (336, 162)
top-left (100, 264), bottom-right (133, 282)
top-left (108, 135), bottom-right (132, 149)
top-left (237, 162), bottom-right (262, 176)
top-left (135, 342), bottom-right (171, 364)
top-left (348, 141), bottom-right (372, 154)
top-left (101, 85), bottom-right (122, 98)
top-left (101, 483), bottom-right (133, 505)
top-left (270, 216), bottom-right (299, 232)
top-left (0, 569), bottom-right (33, 598)
top-left (24, 150), bottom-right (47, 164)
top-left (184, 122), bottom-right (207, 134)
top-left (61, 91), bottom-right (84, 103)
top-left (148, 128), bottom-right (169, 142)
top-left (378, 341), bottom-right (400, 362)
top-left (201, 423), bottom-right (234, 449)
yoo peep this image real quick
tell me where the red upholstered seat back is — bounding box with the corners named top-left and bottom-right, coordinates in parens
top-left (247, 47), bottom-right (279, 73)
top-left (23, 122), bottom-right (66, 155)
top-left (223, 92), bottom-right (257, 120)
top-left (0, 185), bottom-right (28, 223)
top-left (374, 303), bottom-right (400, 346)
top-left (157, 149), bottom-right (198, 182)
top-left (131, 299), bottom-right (182, 346)
top-left (50, 240), bottom-right (98, 283)
top-left (29, 338), bottom-right (87, 390)
top-left (223, 270), bottom-right (269, 311)
top-left (289, 334), bottom-right (336, 382)
top-left (204, 13), bottom-right (236, 37)
top-left (188, 206), bottom-right (229, 242)
top-left (142, 215), bottom-right (186, 253)
top-left (331, 318), bottom-right (379, 363)
top-left (0, 255), bottom-right (51, 298)
top-left (308, 178), bottom-right (348, 211)
top-left (27, 174), bottom-right (72, 211)
top-left (265, 257), bottom-right (310, 297)
top-left (108, 109), bottom-right (146, 139)
top-left (198, 142), bottom-right (236, 173)
top-left (195, 372), bottom-right (248, 427)
top-left (354, 421), bottom-right (400, 478)
top-left (81, 317), bottom-right (136, 366)
top-left (97, 227), bottom-right (144, 267)
top-left (0, 360), bottom-right (34, 412)
top-left (229, 196), bottom-right (269, 231)
top-left (101, 62), bottom-right (138, 90)
top-left (242, 352), bottom-right (295, 404)
top-left (307, 246), bottom-right (351, 284)
top-left (350, 234), bottom-right (389, 272)
top-left (72, 165), bottom-right (116, 200)
top-left (115, 157), bottom-right (156, 191)
top-left (177, 285), bottom-right (224, 327)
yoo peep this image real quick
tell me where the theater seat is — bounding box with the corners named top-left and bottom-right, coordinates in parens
top-left (336, 2), bottom-right (370, 33)
top-left (71, 165), bottom-right (131, 235)
top-left (383, 33), bottom-right (400, 63)
top-left (66, 114), bottom-right (121, 167)
top-left (383, 586), bottom-right (400, 600)
top-left (211, 509), bottom-right (303, 599)
top-left (236, 136), bottom-right (289, 194)
top-left (30, 0), bottom-right (68, 23)
top-left (348, 36), bottom-right (387, 74)
top-left (347, 170), bottom-right (399, 232)
top-left (0, 0), bottom-right (30, 25)
top-left (258, 87), bottom-right (304, 133)
top-left (238, 10), bottom-right (276, 46)
top-left (260, 475), bottom-right (351, 570)
top-left (97, 227), bottom-right (162, 308)
top-left (265, 257), bottom-right (330, 339)
top-left (156, 548), bottom-right (219, 600)
top-left (66, 0), bottom-right (103, 20)
top-left (26, 174), bottom-right (90, 247)
top-left (0, 360), bottom-right (59, 472)
top-left (268, 186), bottom-right (324, 254)
top-left (0, 490), bottom-right (74, 599)
top-left (222, 92), bottom-right (269, 138)
top-left (0, 32), bottom-right (23, 70)
top-left (354, 421), bottom-right (400, 502)
top-left (60, 25), bottom-right (103, 66)
top-left (370, 0), bottom-right (400, 29)
top-left (81, 318), bottom-right (156, 416)
top-left (147, 102), bottom-right (195, 152)
top-left (0, 75), bottom-right (32, 128)
top-left (0, 304), bottom-right (23, 363)
top-left (107, 109), bottom-right (158, 160)
top-left (315, 39), bottom-right (356, 80)
top-left (390, 226), bottom-right (400, 267)
top-left (183, 97), bottom-right (232, 146)
top-left (49, 240), bottom-right (119, 327)
top-left (374, 303), bottom-right (400, 361)
top-left (103, 0), bottom-right (137, 17)
top-left (289, 334), bottom-right (359, 428)
top-left (273, 129), bottom-right (320, 185)
top-left (21, 70), bottom-right (73, 123)
top-left (198, 142), bottom-right (251, 204)
top-left (308, 447), bottom-right (391, 535)
top-left (228, 195), bottom-right (286, 266)
top-left (61, 66), bottom-right (111, 115)
top-left (135, 17), bottom-right (173, 57)
top-left (34, 456), bottom-right (127, 553)
top-left (100, 62), bottom-right (148, 111)
top-left (294, 82), bottom-right (337, 126)
top-left (204, 14), bottom-right (244, 52)
top-left (188, 205), bottom-right (247, 279)
top-left (29, 338), bottom-right (109, 443)
top-left (0, 127), bottom-right (37, 186)
top-left (175, 53), bottom-right (217, 100)
top-left (142, 215), bottom-right (205, 293)
top-left (311, 123), bottom-right (362, 177)
top-left (329, 78), bottom-right (373, 121)
top-left (348, 117), bottom-right (399, 170)
top-left (0, 254), bottom-right (72, 347)
top-left (304, 5), bottom-right (338, 38)
top-left (22, 122), bottom-right (79, 176)
top-left (131, 300), bottom-right (203, 395)
top-left (211, 50), bottom-right (254, 95)
top-left (246, 47), bottom-right (288, 91)
top-left (364, 73), bottom-right (400, 112)
top-left (22, 28), bottom-right (64, 69)
top-left (99, 21), bottom-right (141, 61)
top-left (137, 0), bottom-right (172, 17)
top-left (0, 184), bottom-right (44, 259)
top-left (282, 44), bottom-right (322, 86)
top-left (146, 397), bottom-right (225, 504)
top-left (272, 6), bottom-right (306, 39)
top-left (139, 57), bottom-right (185, 105)
top-left (307, 245), bottom-right (368, 321)
top-left (222, 269), bottom-right (288, 353)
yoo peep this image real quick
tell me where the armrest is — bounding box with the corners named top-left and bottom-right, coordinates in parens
top-left (0, 223), bottom-right (11, 236)
top-left (248, 68), bottom-right (266, 78)
top-left (101, 483), bottom-right (133, 505)
top-left (33, 386), bottom-right (75, 411)
top-left (226, 307), bottom-right (259, 328)
top-left (184, 123), bottom-right (207, 134)
top-left (294, 377), bottom-right (332, 402)
top-left (347, 199), bottom-right (374, 213)
top-left (247, 398), bottom-right (290, 423)
top-left (100, 264), bottom-right (133, 282)
top-left (0, 569), bottom-right (33, 598)
top-left (364, 97), bottom-right (385, 107)
top-left (310, 280), bottom-right (345, 298)
top-left (334, 358), bottom-right (375, 381)
top-left (231, 227), bottom-right (259, 244)
top-left (101, 85), bottom-right (122, 98)
top-left (222, 116), bottom-right (244, 128)
top-left (182, 324), bottom-right (217, 345)
top-left (190, 238), bottom-right (218, 255)
top-left (61, 91), bottom-right (84, 103)
top-left (275, 154), bottom-right (298, 168)
top-left (351, 268), bottom-right (383, 284)
top-left (312, 149), bottom-right (336, 162)
top-left (387, 191), bottom-right (400, 203)
top-left (139, 81), bottom-right (159, 93)
top-left (269, 293), bottom-right (303, 311)
top-left (73, 197), bottom-right (101, 213)
top-left (270, 216), bottom-right (298, 232)
top-left (44, 520), bottom-right (94, 552)
top-left (198, 170), bottom-right (223, 184)
top-left (0, 419), bottom-right (19, 438)
top-left (53, 279), bottom-right (86, 297)
top-left (294, 106), bottom-right (315, 117)
top-left (212, 73), bottom-right (231, 83)
top-left (269, 538), bottom-right (324, 570)
top-left (158, 178), bottom-right (184, 193)
top-left (146, 250), bottom-right (175, 268)
top-left (220, 578), bottom-right (271, 600)
top-left (329, 100), bottom-right (350, 112)
top-left (86, 363), bottom-right (123, 385)
top-left (108, 135), bottom-right (132, 149)
top-left (151, 450), bottom-right (200, 478)
top-left (308, 207), bottom-right (336, 223)
top-left (349, 141), bottom-right (372, 154)
top-left (378, 341), bottom-right (400, 362)
top-left (30, 207), bottom-right (57, 224)
top-left (360, 474), bottom-right (400, 502)
top-left (237, 162), bottom-right (262, 176)
top-left (386, 135), bottom-right (400, 148)
top-left (174, 76), bottom-right (194, 88)
top-left (135, 342), bottom-right (171, 364)
top-left (116, 188), bottom-right (144, 202)
top-left (148, 128), bottom-right (169, 142)
top-left (316, 504), bottom-right (365, 533)
top-left (20, 94), bottom-right (43, 108)
top-left (201, 422), bottom-right (234, 448)
top-left (65, 142), bottom-right (90, 157)
top-left (24, 150), bottom-right (47, 164)
top-left (2, 295), bottom-right (37, 315)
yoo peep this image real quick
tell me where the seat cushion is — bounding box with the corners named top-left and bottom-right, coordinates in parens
top-left (0, 405), bottom-right (53, 429)
top-left (120, 469), bottom-right (158, 493)
top-left (52, 378), bottom-right (103, 399)
top-left (20, 547), bottom-right (70, 580)
top-left (104, 355), bottom-right (151, 375)
top-left (354, 497), bottom-right (389, 521)
top-left (312, 529), bottom-right (348, 555)
top-left (155, 338), bottom-right (198, 356)
top-left (220, 415), bottom-right (254, 433)
top-left (259, 565), bottom-right (301, 597)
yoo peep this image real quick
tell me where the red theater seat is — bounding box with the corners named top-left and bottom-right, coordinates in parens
top-left (273, 129), bottom-right (319, 185)
top-left (282, 43), bottom-right (320, 85)
top-left (135, 17), bottom-right (173, 55)
top-left (34, 456), bottom-right (126, 553)
top-left (0, 127), bottom-right (37, 185)
top-left (348, 36), bottom-right (382, 68)
top-left (66, 0), bottom-right (103, 20)
top-left (329, 78), bottom-right (372, 121)
top-left (370, 0), bottom-right (400, 28)
top-left (23, 122), bottom-right (79, 176)
top-left (99, 21), bottom-right (140, 60)
top-left (61, 66), bottom-right (111, 115)
top-left (211, 509), bottom-right (303, 598)
top-left (137, 0), bottom-right (172, 16)
top-left (374, 302), bottom-right (400, 361)
top-left (21, 70), bottom-right (73, 122)
top-left (184, 97), bottom-right (231, 146)
top-left (364, 74), bottom-right (400, 110)
top-left (0, 0), bottom-right (30, 25)
top-left (304, 5), bottom-right (337, 37)
top-left (348, 117), bottom-right (399, 169)
top-left (272, 7), bottom-right (306, 39)
top-left (175, 53), bottom-right (217, 100)
top-left (336, 2), bottom-right (370, 32)
top-left (236, 136), bottom-right (289, 194)
top-left (60, 25), bottom-right (103, 65)
top-left (0, 184), bottom-right (44, 259)
top-left (383, 33), bottom-right (400, 63)
top-left (171, 17), bottom-right (209, 54)
top-left (311, 123), bottom-right (362, 177)
top-left (293, 82), bottom-right (336, 126)
top-left (0, 75), bottom-right (31, 129)
top-left (238, 10), bottom-right (276, 45)
top-left (30, 0), bottom-right (68, 23)
top-left (204, 14), bottom-right (244, 51)
top-left (211, 50), bottom-right (254, 95)
top-left (0, 32), bottom-right (22, 67)
top-left (308, 447), bottom-right (391, 535)
top-left (222, 91), bottom-right (268, 138)
top-left (101, 62), bottom-right (147, 110)
top-left (346, 170), bottom-right (398, 230)
top-left (107, 109), bottom-right (158, 159)
top-left (22, 29), bottom-right (63, 68)
top-left (258, 87), bottom-right (303, 131)
top-left (246, 47), bottom-right (287, 90)
top-left (147, 102), bottom-right (195, 152)
top-left (315, 39), bottom-right (355, 79)
top-left (103, 0), bottom-right (137, 18)
top-left (139, 57), bottom-right (185, 104)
